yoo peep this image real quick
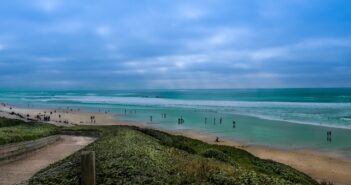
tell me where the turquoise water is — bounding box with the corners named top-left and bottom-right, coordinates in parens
top-left (1, 89), bottom-right (351, 157)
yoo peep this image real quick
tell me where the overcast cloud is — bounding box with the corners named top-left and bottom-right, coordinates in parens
top-left (0, 0), bottom-right (351, 89)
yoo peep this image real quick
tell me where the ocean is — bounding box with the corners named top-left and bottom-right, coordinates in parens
top-left (1, 88), bottom-right (351, 157)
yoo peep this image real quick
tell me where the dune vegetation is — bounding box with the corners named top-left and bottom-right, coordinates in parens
top-left (0, 117), bottom-right (59, 145)
top-left (29, 125), bottom-right (319, 185)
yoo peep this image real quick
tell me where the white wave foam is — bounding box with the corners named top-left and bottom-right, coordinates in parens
top-left (52, 96), bottom-right (351, 109)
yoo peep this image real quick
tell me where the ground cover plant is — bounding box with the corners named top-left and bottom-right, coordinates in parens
top-left (0, 117), bottom-right (59, 145)
top-left (29, 125), bottom-right (319, 185)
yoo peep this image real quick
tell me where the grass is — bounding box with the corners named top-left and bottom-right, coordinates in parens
top-left (0, 117), bottom-right (59, 145)
top-left (29, 125), bottom-right (319, 185)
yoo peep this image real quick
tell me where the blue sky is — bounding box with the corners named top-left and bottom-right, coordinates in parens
top-left (0, 0), bottom-right (350, 89)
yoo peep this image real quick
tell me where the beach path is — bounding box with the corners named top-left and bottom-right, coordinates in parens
top-left (0, 135), bottom-right (96, 185)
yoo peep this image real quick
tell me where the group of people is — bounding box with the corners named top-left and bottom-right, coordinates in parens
top-left (203, 117), bottom-right (236, 128)
top-left (178, 116), bottom-right (184, 124)
top-left (90, 115), bottom-right (96, 123)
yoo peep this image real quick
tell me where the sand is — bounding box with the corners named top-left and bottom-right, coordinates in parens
top-left (0, 135), bottom-right (96, 185)
top-left (1, 104), bottom-right (351, 185)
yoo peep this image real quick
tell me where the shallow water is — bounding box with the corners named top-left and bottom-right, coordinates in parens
top-left (1, 89), bottom-right (351, 158)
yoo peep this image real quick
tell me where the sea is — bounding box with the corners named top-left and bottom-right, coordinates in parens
top-left (1, 88), bottom-right (351, 157)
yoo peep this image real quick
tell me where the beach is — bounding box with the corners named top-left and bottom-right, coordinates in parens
top-left (1, 104), bottom-right (351, 185)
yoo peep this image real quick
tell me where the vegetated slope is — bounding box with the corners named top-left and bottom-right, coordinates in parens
top-left (0, 117), bottom-right (59, 145)
top-left (29, 126), bottom-right (319, 185)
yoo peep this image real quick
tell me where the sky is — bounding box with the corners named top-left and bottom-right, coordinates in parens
top-left (0, 0), bottom-right (351, 89)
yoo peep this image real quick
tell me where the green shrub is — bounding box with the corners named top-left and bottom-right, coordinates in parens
top-left (201, 148), bottom-right (229, 162)
top-left (0, 118), bottom-right (59, 145)
top-left (29, 126), bottom-right (319, 185)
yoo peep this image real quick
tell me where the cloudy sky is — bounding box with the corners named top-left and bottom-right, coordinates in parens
top-left (0, 0), bottom-right (350, 89)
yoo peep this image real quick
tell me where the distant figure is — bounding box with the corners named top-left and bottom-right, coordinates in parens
top-left (59, 114), bottom-right (61, 118)
top-left (220, 117), bottom-right (222, 124)
top-left (213, 117), bottom-right (216, 125)
top-left (215, 137), bottom-right (219, 142)
top-left (327, 131), bottom-right (332, 143)
top-left (232, 121), bottom-right (236, 128)
top-left (150, 116), bottom-right (153, 122)
top-left (178, 117), bottom-right (184, 124)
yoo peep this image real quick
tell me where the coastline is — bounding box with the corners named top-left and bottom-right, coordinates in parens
top-left (1, 105), bottom-right (351, 185)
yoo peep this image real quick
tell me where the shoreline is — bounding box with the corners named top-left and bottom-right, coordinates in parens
top-left (1, 104), bottom-right (351, 184)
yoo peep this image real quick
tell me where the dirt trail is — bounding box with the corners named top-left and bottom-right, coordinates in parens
top-left (0, 135), bottom-right (96, 185)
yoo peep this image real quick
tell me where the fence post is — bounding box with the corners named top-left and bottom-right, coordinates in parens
top-left (81, 151), bottom-right (96, 185)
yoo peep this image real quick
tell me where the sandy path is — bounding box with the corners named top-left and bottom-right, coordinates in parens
top-left (0, 135), bottom-right (96, 185)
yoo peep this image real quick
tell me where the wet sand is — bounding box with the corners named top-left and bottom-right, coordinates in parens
top-left (0, 135), bottom-right (96, 185)
top-left (1, 104), bottom-right (351, 184)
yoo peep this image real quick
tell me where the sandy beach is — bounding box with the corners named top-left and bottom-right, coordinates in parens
top-left (1, 104), bottom-right (351, 185)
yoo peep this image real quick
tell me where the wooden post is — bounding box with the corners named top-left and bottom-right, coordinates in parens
top-left (81, 151), bottom-right (96, 185)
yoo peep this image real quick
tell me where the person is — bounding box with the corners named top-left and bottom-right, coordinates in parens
top-left (327, 131), bottom-right (332, 143)
top-left (215, 137), bottom-right (219, 142)
top-left (220, 117), bottom-right (222, 124)
top-left (233, 121), bottom-right (236, 128)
